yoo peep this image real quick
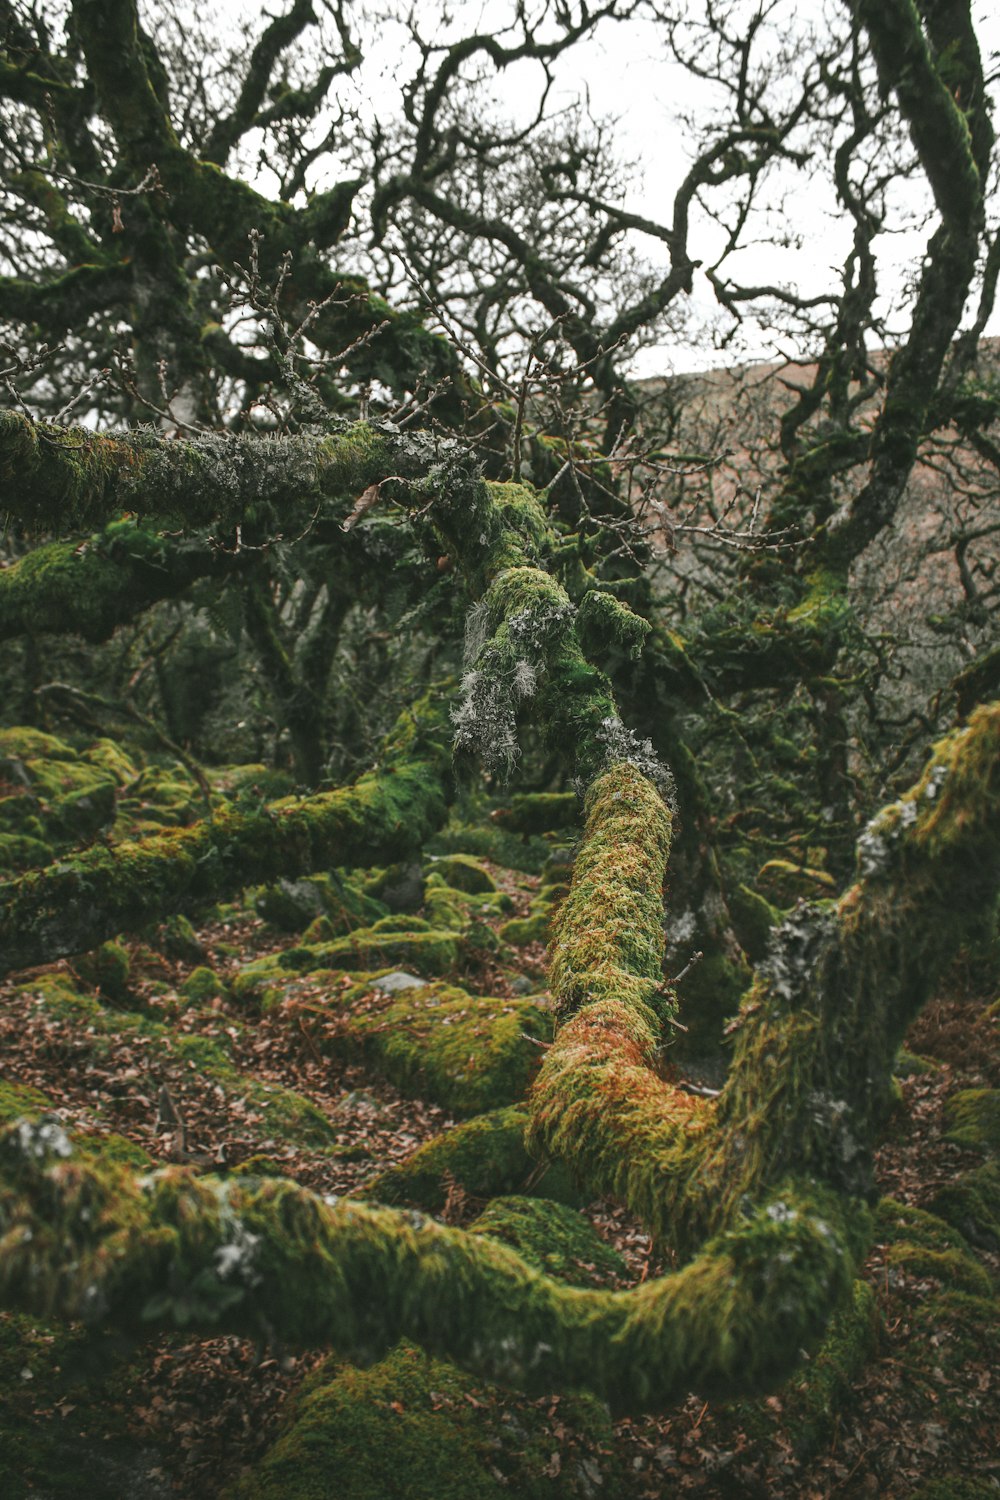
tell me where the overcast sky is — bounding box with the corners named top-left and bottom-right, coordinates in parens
top-left (217, 0), bottom-right (1000, 374)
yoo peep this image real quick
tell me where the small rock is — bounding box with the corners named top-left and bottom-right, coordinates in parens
top-left (371, 971), bottom-right (427, 993)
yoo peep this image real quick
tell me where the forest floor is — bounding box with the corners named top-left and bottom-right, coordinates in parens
top-left (1, 819), bottom-right (998, 1498)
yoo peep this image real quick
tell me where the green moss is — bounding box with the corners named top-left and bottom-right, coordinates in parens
top-left (253, 876), bottom-right (332, 933)
top-left (0, 694), bottom-right (451, 974)
top-left (0, 831), bottom-right (54, 871)
top-left (768, 1279), bottom-right (880, 1459)
top-left (152, 912), bottom-right (206, 964)
top-left (876, 1198), bottom-right (975, 1256)
top-left (893, 1047), bottom-right (940, 1077)
top-left (276, 928), bottom-right (463, 980)
top-left (727, 882), bottom-right (780, 963)
top-left (231, 1340), bottom-right (620, 1500)
top-left (365, 1106), bottom-right (582, 1212)
top-left (499, 910), bottom-right (552, 946)
top-left (9, 972), bottom-right (337, 1151)
top-left (577, 586), bottom-right (650, 659)
top-left (886, 1242), bottom-right (992, 1295)
top-left (0, 1079), bottom-right (56, 1124)
top-left (930, 1162), bottom-right (1000, 1250)
top-left (491, 793), bottom-right (579, 836)
top-left (425, 854), bottom-right (498, 894)
top-left (0, 727), bottom-right (77, 762)
top-left (470, 1196), bottom-right (626, 1288)
top-left (944, 1089), bottom-right (1000, 1153)
top-left (756, 858), bottom-right (836, 903)
top-left (346, 980), bottom-right (550, 1114)
top-left (75, 940), bottom-right (132, 1003)
top-left (179, 965), bottom-right (229, 1005)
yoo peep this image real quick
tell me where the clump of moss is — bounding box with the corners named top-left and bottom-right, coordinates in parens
top-left (930, 1161), bottom-right (1000, 1250)
top-left (0, 1079), bottom-right (56, 1125)
top-left (231, 1340), bottom-right (621, 1500)
top-left (944, 1089), bottom-right (1000, 1153)
top-left (886, 1242), bottom-right (992, 1296)
top-left (74, 940), bottom-right (131, 1004)
top-left (152, 912), bottom-right (206, 964)
top-left (469, 1196), bottom-right (626, 1287)
top-left (364, 1105), bottom-right (582, 1212)
top-left (424, 854), bottom-right (498, 894)
top-left (179, 965), bottom-right (230, 1006)
top-left (424, 874), bottom-right (512, 931)
top-left (268, 927), bottom-right (464, 981)
top-left (331, 980), bottom-right (550, 1115)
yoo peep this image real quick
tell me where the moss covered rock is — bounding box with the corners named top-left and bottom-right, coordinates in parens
top-left (930, 1161), bottom-right (1000, 1250)
top-left (74, 940), bottom-right (131, 1003)
top-left (944, 1089), bottom-right (1000, 1154)
top-left (425, 854), bottom-right (498, 894)
top-left (335, 980), bottom-right (550, 1115)
top-left (365, 1105), bottom-right (583, 1212)
top-left (232, 1340), bottom-right (621, 1500)
top-left (179, 965), bottom-right (230, 1005)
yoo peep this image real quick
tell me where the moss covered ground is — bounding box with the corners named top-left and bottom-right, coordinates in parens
top-left (0, 737), bottom-right (997, 1495)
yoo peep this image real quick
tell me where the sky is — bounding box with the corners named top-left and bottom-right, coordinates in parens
top-left (214, 0), bottom-right (1000, 374)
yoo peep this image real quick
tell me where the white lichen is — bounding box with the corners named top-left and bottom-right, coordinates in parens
top-left (14, 1117), bottom-right (73, 1161)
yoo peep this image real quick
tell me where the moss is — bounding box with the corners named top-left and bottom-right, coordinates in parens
top-left (0, 1079), bottom-right (56, 1125)
top-left (893, 1047), bottom-right (940, 1077)
top-left (276, 927), bottom-right (463, 980)
top-left (231, 1340), bottom-right (621, 1500)
top-left (370, 913), bottom-right (433, 934)
top-left (876, 1198), bottom-right (976, 1257)
top-left (74, 939), bottom-right (132, 1003)
top-left (152, 912), bottom-right (206, 964)
top-left (499, 910), bottom-right (552, 946)
top-left (339, 980), bottom-right (550, 1115)
top-left (424, 875), bottom-right (512, 931)
top-left (365, 1105), bottom-right (582, 1212)
top-left (930, 1162), bottom-right (1000, 1250)
top-left (756, 858), bottom-right (836, 903)
top-left (179, 965), bottom-right (229, 1005)
top-left (768, 1279), bottom-right (880, 1459)
top-left (944, 1089), bottom-right (1000, 1153)
top-left (576, 587), bottom-right (650, 659)
top-left (253, 876), bottom-right (331, 933)
top-left (491, 792), bottom-right (579, 835)
top-left (0, 831), bottom-right (54, 871)
top-left (9, 971), bottom-right (337, 1151)
top-left (727, 882), bottom-right (781, 963)
top-left (547, 761), bottom-right (671, 1018)
top-left (470, 1196), bottom-right (626, 1288)
top-left (886, 1242), bottom-right (993, 1295)
top-left (425, 854), bottom-right (498, 894)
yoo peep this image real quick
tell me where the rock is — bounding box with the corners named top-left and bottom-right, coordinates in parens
top-left (371, 970), bottom-right (427, 994)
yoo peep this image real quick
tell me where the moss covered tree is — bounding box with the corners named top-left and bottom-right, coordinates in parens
top-left (0, 0), bottom-right (998, 1485)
